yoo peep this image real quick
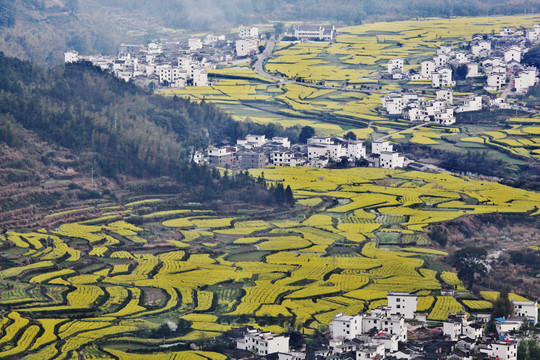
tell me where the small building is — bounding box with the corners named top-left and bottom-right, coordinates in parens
top-left (421, 60), bottom-right (435, 78)
top-left (236, 39), bottom-right (259, 57)
top-left (436, 89), bottom-right (453, 104)
top-left (356, 343), bottom-right (385, 360)
top-left (504, 46), bottom-right (522, 63)
top-left (387, 292), bottom-right (417, 320)
top-left (188, 38), bottom-right (203, 51)
top-left (330, 313), bottom-right (363, 340)
top-left (443, 321), bottom-right (462, 341)
top-left (192, 68), bottom-right (208, 86)
top-left (64, 50), bottom-right (79, 63)
top-left (238, 25), bottom-right (259, 39)
top-left (432, 68), bottom-right (454, 88)
top-left (456, 96), bottom-right (482, 113)
top-left (208, 146), bottom-right (237, 167)
top-left (237, 134), bottom-right (267, 148)
top-left (271, 137), bottom-right (291, 148)
top-left (237, 329), bottom-right (290, 356)
top-left (486, 72), bottom-right (506, 90)
top-left (388, 58), bottom-right (404, 74)
top-left (491, 339), bottom-right (518, 360)
top-left (382, 93), bottom-right (404, 115)
top-left (292, 24), bottom-right (336, 41)
top-left (512, 300), bottom-right (538, 324)
top-left (372, 140), bottom-right (393, 155)
top-left (495, 318), bottom-right (522, 336)
top-left (241, 151), bottom-right (266, 169)
top-left (379, 151), bottom-right (405, 169)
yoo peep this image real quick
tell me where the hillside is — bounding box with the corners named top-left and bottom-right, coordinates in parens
top-left (0, 54), bottom-right (292, 226)
top-left (1, 0), bottom-right (540, 64)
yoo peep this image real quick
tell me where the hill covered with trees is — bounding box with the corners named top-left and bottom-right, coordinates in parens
top-left (1, 0), bottom-right (539, 64)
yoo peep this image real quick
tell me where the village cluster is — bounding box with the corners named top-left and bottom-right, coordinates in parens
top-left (192, 134), bottom-right (406, 170)
top-left (63, 25), bottom-right (265, 88)
top-left (234, 293), bottom-right (538, 360)
top-left (382, 24), bottom-right (540, 125)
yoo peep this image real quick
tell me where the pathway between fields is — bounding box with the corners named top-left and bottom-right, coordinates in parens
top-left (378, 122), bottom-right (429, 140)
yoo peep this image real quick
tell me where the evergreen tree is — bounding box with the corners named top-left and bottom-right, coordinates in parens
top-left (285, 185), bottom-right (295, 206)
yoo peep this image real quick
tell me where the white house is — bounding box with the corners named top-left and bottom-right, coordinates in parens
top-left (491, 340), bottom-right (518, 360)
top-left (292, 25), bottom-right (336, 41)
top-left (504, 46), bottom-right (522, 63)
top-left (345, 140), bottom-right (367, 160)
top-left (436, 89), bottom-right (453, 104)
top-left (372, 140), bottom-right (393, 155)
top-left (435, 108), bottom-right (456, 126)
top-left (486, 72), bottom-right (506, 91)
top-left (387, 292), bottom-right (417, 320)
top-left (432, 68), bottom-right (454, 88)
top-left (513, 68), bottom-right (537, 94)
top-left (466, 63), bottom-right (479, 77)
top-left (379, 151), bottom-right (405, 169)
top-left (382, 94), bottom-right (404, 115)
top-left (434, 54), bottom-right (448, 68)
top-left (236, 39), bottom-right (259, 57)
top-left (330, 313), bottom-right (363, 340)
top-left (372, 333), bottom-right (399, 352)
top-left (272, 151), bottom-right (294, 166)
top-left (462, 323), bottom-right (484, 341)
top-left (356, 343), bottom-right (385, 360)
top-left (443, 321), bottom-right (462, 341)
top-left (237, 134), bottom-right (267, 148)
top-left (512, 300), bottom-right (538, 324)
top-left (307, 137), bottom-right (333, 145)
top-left (192, 68), bottom-right (208, 86)
top-left (471, 40), bottom-right (491, 57)
top-left (456, 96), bottom-right (482, 112)
top-left (388, 58), bottom-right (404, 74)
top-left (238, 25), bottom-right (259, 39)
top-left (495, 318), bottom-right (522, 336)
top-left (270, 137), bottom-right (291, 148)
top-left (421, 60), bottom-right (436, 78)
top-left (237, 329), bottom-right (290, 356)
top-left (188, 38), bottom-right (203, 51)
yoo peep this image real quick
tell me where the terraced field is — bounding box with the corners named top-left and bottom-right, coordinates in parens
top-left (0, 167), bottom-right (538, 358)
top-left (160, 15), bottom-right (540, 164)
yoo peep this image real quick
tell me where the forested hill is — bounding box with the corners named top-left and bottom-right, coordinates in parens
top-left (1, 0), bottom-right (540, 64)
top-left (0, 53), bottom-right (283, 182)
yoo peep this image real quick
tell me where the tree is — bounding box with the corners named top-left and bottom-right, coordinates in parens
top-left (453, 64), bottom-right (468, 81)
top-left (453, 246), bottom-right (487, 287)
top-left (273, 22), bottom-right (285, 35)
top-left (518, 339), bottom-right (540, 360)
top-left (298, 126), bottom-right (315, 143)
top-left (522, 44), bottom-right (540, 69)
top-left (428, 227), bottom-right (448, 247)
top-left (492, 284), bottom-right (512, 319)
top-left (285, 185), bottom-right (295, 206)
top-left (344, 131), bottom-right (357, 140)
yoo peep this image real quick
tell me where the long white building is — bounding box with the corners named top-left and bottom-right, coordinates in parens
top-left (237, 329), bottom-right (289, 356)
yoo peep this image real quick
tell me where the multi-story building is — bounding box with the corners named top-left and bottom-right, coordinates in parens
top-left (236, 39), bottom-right (259, 57)
top-left (241, 151), bottom-right (266, 169)
top-left (192, 68), bottom-right (208, 86)
top-left (379, 151), bottom-right (405, 169)
top-left (421, 60), bottom-right (436, 78)
top-left (292, 25), bottom-right (336, 41)
top-left (491, 340), bottom-right (517, 360)
top-left (237, 329), bottom-right (289, 356)
top-left (207, 146), bottom-right (238, 167)
top-left (388, 57), bottom-right (404, 74)
top-left (188, 38), bottom-right (203, 51)
top-left (512, 300), bottom-right (538, 324)
top-left (237, 134), bottom-right (267, 148)
top-left (432, 68), bottom-right (454, 87)
top-left (372, 140), bottom-right (393, 155)
top-left (387, 292), bottom-right (417, 320)
top-left (486, 72), bottom-right (506, 90)
top-left (238, 25), bottom-right (259, 39)
top-left (381, 93), bottom-right (404, 115)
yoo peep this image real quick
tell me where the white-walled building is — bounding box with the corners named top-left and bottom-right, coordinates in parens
top-left (292, 25), bottom-right (336, 41)
top-left (421, 60), bottom-right (436, 78)
top-left (372, 140), bottom-right (393, 155)
top-left (236, 39), bottom-right (259, 57)
top-left (387, 292), bottom-right (417, 319)
top-left (434, 107), bottom-right (456, 125)
top-left (486, 72), bottom-right (506, 91)
top-left (432, 68), bottom-right (454, 88)
top-left (466, 62), bottom-right (479, 77)
top-left (307, 137), bottom-right (333, 145)
top-left (512, 300), bottom-right (538, 324)
top-left (192, 68), bottom-right (208, 86)
top-left (491, 340), bottom-right (517, 360)
top-left (504, 46), bottom-right (522, 63)
top-left (495, 319), bottom-right (522, 336)
top-left (237, 329), bottom-right (290, 356)
top-left (436, 89), bottom-right (453, 104)
top-left (388, 58), bottom-right (404, 74)
top-left (238, 25), bottom-right (259, 39)
top-left (272, 151), bottom-right (294, 166)
top-left (382, 94), bottom-right (405, 115)
top-left (456, 96), bottom-right (482, 112)
top-left (188, 38), bottom-right (203, 51)
top-left (380, 151), bottom-right (405, 169)
top-left (513, 68), bottom-right (537, 94)
top-left (443, 321), bottom-right (462, 341)
top-left (330, 313), bottom-right (363, 340)
top-left (271, 137), bottom-right (291, 148)
top-left (356, 343), bottom-right (385, 360)
top-left (237, 134), bottom-right (267, 148)
top-left (471, 40), bottom-right (491, 57)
